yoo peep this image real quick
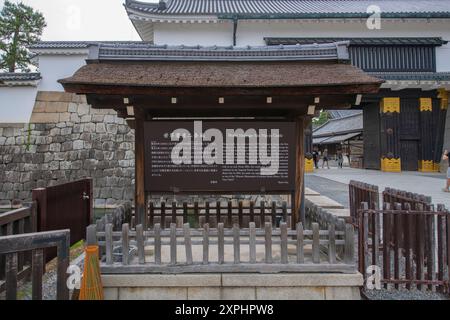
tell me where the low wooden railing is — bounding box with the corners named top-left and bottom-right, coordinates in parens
top-left (144, 199), bottom-right (292, 229)
top-left (0, 230), bottom-right (70, 300)
top-left (87, 222), bottom-right (356, 274)
top-left (0, 204), bottom-right (37, 288)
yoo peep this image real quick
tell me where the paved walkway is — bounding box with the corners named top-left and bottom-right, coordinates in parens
top-left (307, 167), bottom-right (450, 208)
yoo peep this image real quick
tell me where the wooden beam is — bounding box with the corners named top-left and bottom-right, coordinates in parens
top-left (134, 108), bottom-right (146, 229)
top-left (63, 83), bottom-right (381, 97)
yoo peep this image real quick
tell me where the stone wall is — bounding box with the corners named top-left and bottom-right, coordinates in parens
top-left (102, 273), bottom-right (363, 300)
top-left (0, 91), bottom-right (135, 208)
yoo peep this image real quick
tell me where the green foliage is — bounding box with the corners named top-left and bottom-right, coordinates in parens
top-left (0, 0), bottom-right (46, 72)
top-left (312, 110), bottom-right (329, 126)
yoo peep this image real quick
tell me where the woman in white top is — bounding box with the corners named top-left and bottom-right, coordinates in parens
top-left (443, 150), bottom-right (450, 192)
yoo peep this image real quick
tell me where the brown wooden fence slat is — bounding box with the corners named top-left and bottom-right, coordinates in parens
top-left (32, 249), bottom-right (44, 300)
top-left (426, 212), bottom-right (436, 291)
top-left (194, 202), bottom-right (199, 227)
top-left (183, 202), bottom-right (188, 226)
top-left (171, 202), bottom-right (177, 226)
top-left (281, 222), bottom-right (288, 264)
top-left (122, 223), bottom-right (130, 265)
top-left (260, 201), bottom-right (266, 228)
top-left (238, 201), bottom-right (243, 227)
top-left (154, 223), bottom-right (161, 265)
top-left (136, 224), bottom-right (145, 265)
top-left (170, 223), bottom-right (177, 265)
top-left (5, 252), bottom-right (18, 300)
top-left (218, 223), bottom-right (225, 265)
top-left (233, 224), bottom-right (240, 264)
top-left (328, 223), bottom-right (336, 264)
top-left (202, 224), bottom-right (209, 264)
top-left (404, 203), bottom-right (412, 290)
top-left (105, 223), bottom-right (113, 265)
top-left (161, 202), bottom-right (166, 230)
top-left (436, 205), bottom-right (445, 293)
top-left (312, 222), bottom-right (320, 264)
top-left (271, 202), bottom-right (277, 227)
top-left (227, 202), bottom-right (233, 228)
top-left (416, 205), bottom-right (425, 291)
top-left (382, 202), bottom-right (391, 289)
top-left (297, 222), bottom-right (304, 264)
top-left (393, 203), bottom-right (402, 289)
top-left (265, 222), bottom-right (273, 264)
top-left (345, 224), bottom-right (355, 265)
top-left (184, 223), bottom-right (193, 265)
top-left (205, 202), bottom-right (210, 226)
top-left (216, 201), bottom-right (221, 226)
top-left (249, 222), bottom-right (256, 264)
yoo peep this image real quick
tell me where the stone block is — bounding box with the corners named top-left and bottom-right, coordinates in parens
top-left (103, 288), bottom-right (119, 300)
top-left (256, 287), bottom-right (325, 300)
top-left (222, 288), bottom-right (256, 300)
top-left (96, 123), bottom-right (106, 133)
top-left (59, 113), bottom-right (71, 122)
top-left (102, 275), bottom-right (222, 287)
top-left (221, 274), bottom-right (363, 287)
top-left (324, 287), bottom-right (361, 300)
top-left (77, 103), bottom-right (90, 116)
top-left (188, 288), bottom-right (221, 300)
top-left (73, 140), bottom-right (84, 150)
top-left (80, 115), bottom-right (92, 123)
top-left (118, 287), bottom-right (187, 300)
top-left (36, 91), bottom-right (74, 102)
top-left (68, 102), bottom-right (78, 113)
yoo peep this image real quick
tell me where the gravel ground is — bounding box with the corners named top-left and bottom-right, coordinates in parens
top-left (363, 288), bottom-right (449, 300)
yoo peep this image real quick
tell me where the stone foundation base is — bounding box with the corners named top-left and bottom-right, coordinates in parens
top-left (102, 273), bottom-right (363, 300)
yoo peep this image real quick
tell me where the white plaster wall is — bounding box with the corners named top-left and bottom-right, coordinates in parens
top-left (0, 86), bottom-right (38, 123)
top-left (37, 54), bottom-right (88, 92)
top-left (153, 19), bottom-right (450, 71)
top-left (153, 22), bottom-right (234, 46)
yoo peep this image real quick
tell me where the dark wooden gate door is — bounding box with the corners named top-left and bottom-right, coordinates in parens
top-left (400, 140), bottom-right (419, 171)
top-left (33, 179), bottom-right (93, 262)
top-left (400, 99), bottom-right (420, 171)
top-left (363, 103), bottom-right (381, 169)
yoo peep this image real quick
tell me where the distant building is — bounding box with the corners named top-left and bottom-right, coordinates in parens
top-left (313, 111), bottom-right (364, 168)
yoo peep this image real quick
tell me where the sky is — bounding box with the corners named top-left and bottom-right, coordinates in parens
top-left (0, 0), bottom-right (155, 41)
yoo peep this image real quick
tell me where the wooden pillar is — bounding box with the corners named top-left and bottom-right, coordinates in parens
top-left (294, 116), bottom-right (309, 225)
top-left (418, 98), bottom-right (434, 172)
top-left (380, 97), bottom-right (401, 172)
top-left (434, 89), bottom-right (449, 171)
top-left (134, 108), bottom-right (146, 229)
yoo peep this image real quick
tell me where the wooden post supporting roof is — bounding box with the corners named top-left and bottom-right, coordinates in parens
top-left (134, 107), bottom-right (146, 229)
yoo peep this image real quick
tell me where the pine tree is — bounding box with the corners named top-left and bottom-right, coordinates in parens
top-left (0, 1), bottom-right (46, 72)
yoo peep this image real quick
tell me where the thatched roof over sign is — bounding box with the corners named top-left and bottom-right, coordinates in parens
top-left (59, 61), bottom-right (381, 89)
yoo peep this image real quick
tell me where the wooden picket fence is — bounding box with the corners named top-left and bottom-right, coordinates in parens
top-left (0, 203), bottom-right (37, 292)
top-left (143, 199), bottom-right (292, 229)
top-left (87, 221), bottom-right (356, 274)
top-left (358, 201), bottom-right (450, 292)
top-left (348, 180), bottom-right (379, 225)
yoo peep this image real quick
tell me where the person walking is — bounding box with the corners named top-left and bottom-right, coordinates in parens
top-left (337, 149), bottom-right (344, 169)
top-left (322, 148), bottom-right (330, 169)
top-left (443, 150), bottom-right (450, 192)
top-left (312, 148), bottom-right (319, 169)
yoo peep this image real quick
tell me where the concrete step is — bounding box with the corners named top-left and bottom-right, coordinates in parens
top-left (305, 195), bottom-right (345, 209)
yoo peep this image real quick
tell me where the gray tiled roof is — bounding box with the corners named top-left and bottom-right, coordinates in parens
top-left (370, 72), bottom-right (450, 81)
top-left (91, 41), bottom-right (350, 61)
top-left (0, 73), bottom-right (41, 81)
top-left (28, 41), bottom-right (150, 50)
top-left (313, 113), bottom-right (363, 137)
top-left (265, 37), bottom-right (449, 46)
top-left (126, 0), bottom-right (450, 18)
top-left (328, 110), bottom-right (362, 119)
